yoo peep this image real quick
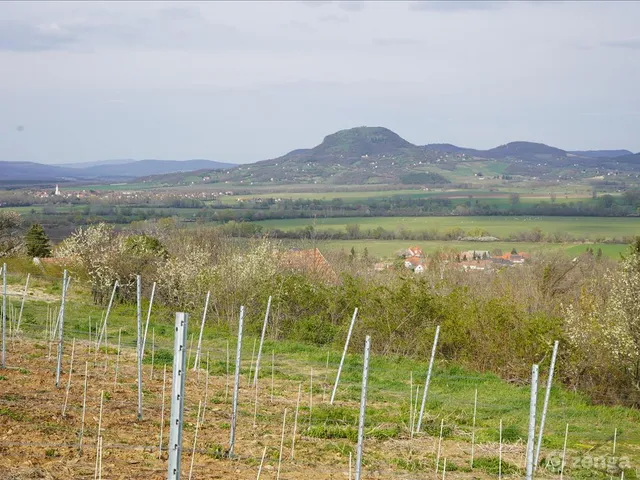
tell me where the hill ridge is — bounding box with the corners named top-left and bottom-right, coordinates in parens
top-left (2, 126), bottom-right (637, 186)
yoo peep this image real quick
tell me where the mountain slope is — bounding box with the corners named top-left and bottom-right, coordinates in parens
top-left (83, 159), bottom-right (234, 178)
top-left (141, 127), bottom-right (638, 187)
top-left (613, 152), bottom-right (640, 164)
top-left (481, 141), bottom-right (567, 161)
top-left (0, 162), bottom-right (86, 182)
top-left (1, 159), bottom-right (235, 183)
top-left (4, 127), bottom-right (636, 187)
top-left (569, 150), bottom-right (632, 159)
top-left (238, 126), bottom-right (450, 185)
top-left (424, 143), bottom-right (477, 155)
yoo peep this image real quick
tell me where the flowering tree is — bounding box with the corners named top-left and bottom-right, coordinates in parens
top-left (605, 240), bottom-right (640, 391)
top-left (0, 210), bottom-right (23, 256)
top-left (564, 239), bottom-right (640, 402)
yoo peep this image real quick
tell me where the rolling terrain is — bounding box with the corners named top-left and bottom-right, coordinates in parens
top-left (3, 126), bottom-right (638, 189)
top-left (0, 159), bottom-right (235, 184)
top-left (140, 126), bottom-right (640, 188)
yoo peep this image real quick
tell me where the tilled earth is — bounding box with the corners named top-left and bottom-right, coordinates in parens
top-left (0, 338), bottom-right (525, 479)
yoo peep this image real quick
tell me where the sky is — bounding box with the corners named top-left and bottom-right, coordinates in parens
top-left (1, 0), bottom-right (639, 165)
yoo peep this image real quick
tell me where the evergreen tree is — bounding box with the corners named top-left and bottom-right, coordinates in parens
top-left (25, 223), bottom-right (51, 258)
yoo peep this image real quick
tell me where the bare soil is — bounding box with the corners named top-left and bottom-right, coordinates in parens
top-left (0, 338), bottom-right (525, 479)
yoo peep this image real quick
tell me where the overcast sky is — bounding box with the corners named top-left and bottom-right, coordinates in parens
top-left (1, 1), bottom-right (639, 164)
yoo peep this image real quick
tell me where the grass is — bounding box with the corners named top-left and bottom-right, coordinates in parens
top-left (256, 216), bottom-right (640, 240)
top-left (4, 269), bottom-right (640, 477)
top-left (316, 240), bottom-right (628, 259)
top-left (216, 188), bottom-right (597, 205)
top-left (12, 293), bottom-right (640, 458)
top-left (312, 239), bottom-right (627, 259)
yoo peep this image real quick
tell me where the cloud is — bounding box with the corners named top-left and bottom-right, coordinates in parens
top-left (603, 37), bottom-right (640, 50)
top-left (373, 37), bottom-right (425, 47)
top-left (408, 1), bottom-right (506, 13)
top-left (154, 5), bottom-right (203, 20)
top-left (318, 14), bottom-right (349, 24)
top-left (0, 22), bottom-right (78, 51)
top-left (579, 111), bottom-right (640, 117)
top-left (0, 8), bottom-right (244, 54)
top-left (286, 20), bottom-right (317, 33)
top-left (338, 2), bottom-right (366, 12)
top-left (298, 1), bottom-right (333, 7)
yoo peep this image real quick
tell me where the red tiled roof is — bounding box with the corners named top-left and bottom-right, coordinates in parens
top-left (405, 256), bottom-right (422, 267)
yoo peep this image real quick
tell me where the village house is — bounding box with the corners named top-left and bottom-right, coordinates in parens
top-left (459, 259), bottom-right (493, 272)
top-left (460, 250), bottom-right (491, 261)
top-left (403, 255), bottom-right (423, 272)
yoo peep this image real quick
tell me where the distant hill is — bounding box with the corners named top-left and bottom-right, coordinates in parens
top-left (141, 127), bottom-right (638, 187)
top-left (54, 159), bottom-right (135, 168)
top-left (613, 152), bottom-right (640, 164)
top-left (231, 126), bottom-right (450, 185)
top-left (481, 141), bottom-right (567, 161)
top-left (77, 159), bottom-right (234, 178)
top-left (3, 127), bottom-right (636, 188)
top-left (0, 162), bottom-right (85, 182)
top-left (569, 150), bottom-right (632, 159)
top-left (306, 126), bottom-right (414, 164)
top-left (0, 159), bottom-right (235, 183)
top-left (424, 143), bottom-right (476, 155)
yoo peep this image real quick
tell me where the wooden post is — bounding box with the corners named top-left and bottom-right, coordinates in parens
top-left (499, 419), bottom-right (503, 480)
top-left (470, 388), bottom-right (478, 468)
top-left (435, 418), bottom-right (444, 474)
top-left (62, 338), bottom-right (76, 417)
top-left (290, 383), bottom-right (302, 460)
top-left (188, 400), bottom-right (203, 480)
top-left (113, 328), bottom-right (121, 387)
top-left (159, 364), bottom-right (167, 459)
top-left (248, 337), bottom-right (257, 387)
top-left (79, 360), bottom-right (88, 452)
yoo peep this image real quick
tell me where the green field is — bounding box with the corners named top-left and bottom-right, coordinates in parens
top-left (217, 188), bottom-right (596, 205)
top-left (311, 240), bottom-right (627, 259)
top-left (60, 182), bottom-right (164, 191)
top-left (1, 268), bottom-right (638, 478)
top-left (257, 216), bottom-right (640, 240)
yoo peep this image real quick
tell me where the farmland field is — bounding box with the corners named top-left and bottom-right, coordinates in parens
top-left (0, 284), bottom-right (638, 479)
top-left (256, 216), bottom-right (640, 240)
top-left (309, 240), bottom-right (627, 260)
top-left (216, 189), bottom-right (597, 205)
